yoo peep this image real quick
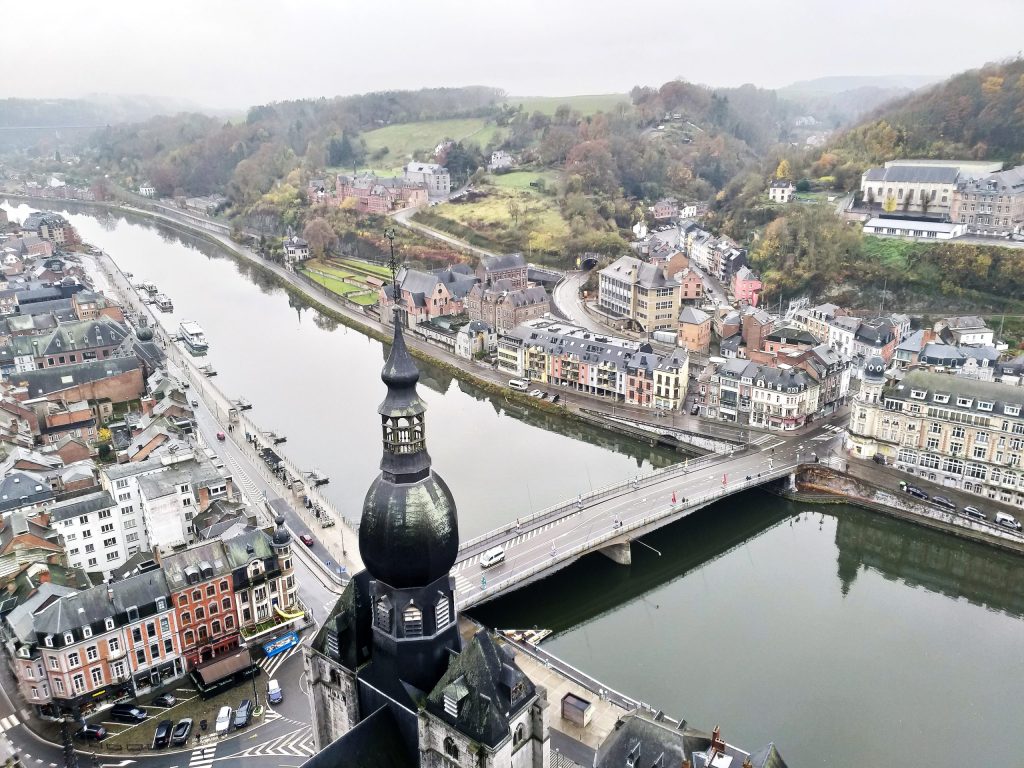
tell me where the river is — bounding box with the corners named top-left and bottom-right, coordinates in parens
top-left (7, 201), bottom-right (1024, 766)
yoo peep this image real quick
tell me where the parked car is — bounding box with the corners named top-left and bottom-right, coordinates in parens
top-left (110, 704), bottom-right (148, 723)
top-left (214, 706), bottom-right (233, 735)
top-left (171, 718), bottom-right (193, 746)
top-left (152, 719), bottom-right (173, 749)
top-left (216, 431), bottom-right (226, 441)
top-left (962, 506), bottom-right (987, 521)
top-left (899, 481), bottom-right (928, 500)
top-left (152, 693), bottom-right (176, 707)
top-left (233, 700), bottom-right (253, 729)
top-left (267, 679), bottom-right (283, 705)
top-left (931, 495), bottom-right (956, 511)
top-left (995, 511), bottom-right (1022, 531)
top-left (299, 533), bottom-right (315, 547)
top-left (690, 404), bottom-right (700, 416)
top-left (190, 399), bottom-right (199, 407)
top-left (528, 389), bottom-right (543, 398)
top-left (872, 454), bottom-right (887, 465)
top-left (75, 725), bottom-right (107, 741)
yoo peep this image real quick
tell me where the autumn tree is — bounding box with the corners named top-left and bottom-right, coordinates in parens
top-left (303, 217), bottom-right (336, 260)
top-left (775, 159), bottom-right (792, 180)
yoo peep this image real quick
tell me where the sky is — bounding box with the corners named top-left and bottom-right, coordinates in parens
top-left (5, 0), bottom-right (1024, 110)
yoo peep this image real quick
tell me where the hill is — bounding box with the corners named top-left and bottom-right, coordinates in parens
top-left (822, 58), bottom-right (1024, 166)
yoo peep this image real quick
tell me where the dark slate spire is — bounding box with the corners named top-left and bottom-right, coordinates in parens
top-left (359, 238), bottom-right (459, 589)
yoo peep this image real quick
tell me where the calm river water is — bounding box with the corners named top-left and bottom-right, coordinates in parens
top-left (6, 201), bottom-right (1024, 766)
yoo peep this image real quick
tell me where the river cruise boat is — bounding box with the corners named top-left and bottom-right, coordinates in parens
top-left (154, 293), bottom-right (173, 312)
top-left (141, 281), bottom-right (158, 295)
top-left (178, 321), bottom-right (209, 355)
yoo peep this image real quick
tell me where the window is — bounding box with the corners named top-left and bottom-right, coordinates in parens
top-left (48, 656), bottom-right (58, 670)
top-left (85, 544), bottom-right (95, 553)
top-left (195, 607), bottom-right (205, 620)
top-left (403, 604), bottom-right (423, 637)
top-left (225, 615), bottom-right (234, 629)
top-left (192, 590), bottom-right (201, 602)
top-left (44, 636), bottom-right (53, 648)
top-left (967, 463), bottom-right (988, 480)
top-left (101, 524), bottom-right (114, 534)
top-left (156, 598), bottom-right (166, 611)
top-left (126, 532), bottom-right (139, 543)
top-left (98, 510), bottom-right (112, 520)
top-left (90, 668), bottom-right (103, 686)
top-left (952, 426), bottom-right (965, 439)
top-left (136, 649), bottom-right (146, 666)
top-left (108, 638), bottom-right (119, 653)
top-left (973, 446), bottom-right (988, 459)
top-left (212, 620), bottom-right (221, 635)
top-left (206, 585), bottom-right (216, 597)
top-left (79, 515), bottom-right (89, 525)
top-left (150, 643), bottom-right (159, 660)
top-left (219, 580), bottom-right (229, 591)
top-left (82, 626), bottom-right (92, 639)
top-left (163, 638), bottom-right (173, 654)
top-left (221, 597), bottom-right (231, 610)
top-left (103, 538), bottom-right (116, 548)
top-left (444, 737), bottom-right (459, 760)
top-left (147, 622), bottom-right (156, 638)
top-left (86, 646), bottom-right (98, 662)
top-left (72, 674), bottom-right (84, 694)
top-left (54, 678), bottom-right (64, 695)
top-left (127, 606), bottom-right (139, 621)
top-left (209, 604), bottom-right (218, 615)
top-left (67, 652), bottom-right (80, 668)
top-left (926, 438), bottom-right (940, 451)
top-left (132, 627), bottom-right (142, 643)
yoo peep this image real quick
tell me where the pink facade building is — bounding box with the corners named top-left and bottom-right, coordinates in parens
top-left (732, 266), bottom-right (762, 307)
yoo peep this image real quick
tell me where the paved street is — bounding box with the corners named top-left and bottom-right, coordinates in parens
top-left (550, 270), bottom-right (609, 333)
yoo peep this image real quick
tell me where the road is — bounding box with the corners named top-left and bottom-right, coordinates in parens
top-left (550, 270), bottom-right (610, 332)
top-left (452, 423), bottom-right (846, 608)
top-left (390, 205), bottom-right (499, 258)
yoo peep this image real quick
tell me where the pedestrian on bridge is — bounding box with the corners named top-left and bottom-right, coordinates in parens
top-left (671, 491), bottom-right (677, 504)
top-left (722, 473), bottom-right (727, 486)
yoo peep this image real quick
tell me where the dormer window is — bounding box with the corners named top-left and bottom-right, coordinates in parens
top-left (443, 676), bottom-right (468, 718)
top-left (63, 632), bottom-right (73, 645)
top-left (1007, 406), bottom-right (1021, 417)
top-left (82, 627), bottom-right (92, 639)
top-left (978, 401), bottom-right (994, 412)
top-left (435, 595), bottom-right (451, 631)
top-left (105, 618), bottom-right (114, 631)
top-left (910, 390), bottom-right (927, 400)
top-left (44, 635), bottom-right (53, 648)
top-left (127, 606), bottom-right (139, 622)
top-left (957, 397), bottom-right (973, 408)
top-left (933, 394), bottom-right (950, 404)
top-left (156, 598), bottom-right (166, 611)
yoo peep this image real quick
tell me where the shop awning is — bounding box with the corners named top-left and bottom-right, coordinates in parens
top-left (194, 649), bottom-right (253, 687)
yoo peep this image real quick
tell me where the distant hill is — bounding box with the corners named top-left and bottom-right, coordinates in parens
top-left (780, 74), bottom-right (940, 95)
top-left (0, 94), bottom-right (215, 129)
top-left (777, 75), bottom-right (941, 127)
top-left (824, 58), bottom-right (1024, 165)
top-left (506, 94), bottom-right (629, 116)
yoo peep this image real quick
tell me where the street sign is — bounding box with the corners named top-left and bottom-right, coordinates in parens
top-left (263, 631), bottom-right (299, 659)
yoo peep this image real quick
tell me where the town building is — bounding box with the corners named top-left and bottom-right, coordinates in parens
top-left (336, 174), bottom-right (429, 213)
top-left (475, 253), bottom-right (528, 289)
top-left (137, 185), bottom-right (156, 198)
top-left (220, 522), bottom-right (297, 637)
top-left (934, 315), bottom-right (994, 347)
top-left (676, 268), bottom-right (704, 305)
top-left (862, 218), bottom-right (964, 240)
top-left (652, 198), bottom-right (679, 220)
top-left (0, 510), bottom-right (64, 579)
top-left (22, 212), bottom-right (75, 247)
top-left (454, 320), bottom-right (496, 359)
top-left (768, 181), bottom-right (795, 203)
top-left (849, 362), bottom-right (1024, 509)
top-left (379, 266), bottom-right (478, 326)
top-left (283, 236), bottom-right (309, 264)
top-left (466, 280), bottom-right (548, 333)
top-left (678, 307), bottom-right (711, 353)
top-left (303, 313), bottom-right (551, 768)
top-left (950, 165), bottom-right (1024, 235)
top-left (403, 163), bottom-right (451, 196)
top-left (499, 318), bottom-right (688, 409)
top-left (859, 164), bottom-right (960, 218)
top-left (680, 201), bottom-right (709, 219)
top-left (732, 266), bottom-right (762, 307)
top-left (598, 255), bottom-right (680, 333)
top-left (160, 541), bottom-right (240, 670)
top-left (487, 151), bottom-right (515, 171)
top-left (699, 358), bottom-right (820, 430)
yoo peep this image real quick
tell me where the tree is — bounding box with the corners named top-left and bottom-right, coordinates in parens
top-left (775, 159), bottom-right (792, 180)
top-left (507, 199), bottom-right (522, 226)
top-left (303, 217), bottom-right (336, 259)
top-left (883, 194), bottom-right (897, 213)
top-left (795, 178), bottom-right (811, 193)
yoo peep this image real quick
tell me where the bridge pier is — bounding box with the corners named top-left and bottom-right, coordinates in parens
top-left (599, 540), bottom-right (632, 565)
top-left (789, 471), bottom-right (797, 491)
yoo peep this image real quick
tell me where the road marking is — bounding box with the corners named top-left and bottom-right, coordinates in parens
top-left (0, 714), bottom-right (17, 730)
top-left (258, 644), bottom-right (302, 676)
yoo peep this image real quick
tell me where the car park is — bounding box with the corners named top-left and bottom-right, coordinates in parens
top-left (995, 511), bottom-right (1022, 530)
top-left (267, 679), bottom-right (283, 705)
top-left (171, 718), bottom-right (193, 746)
top-left (214, 706), bottom-right (233, 734)
top-left (152, 693), bottom-right (176, 707)
top-left (234, 699), bottom-right (253, 729)
top-left (76, 725), bottom-right (107, 741)
top-left (153, 719), bottom-right (173, 749)
top-left (111, 704), bottom-right (148, 723)
top-left (962, 506), bottom-right (986, 521)
top-left (300, 533), bottom-right (315, 547)
top-left (931, 495), bottom-right (956, 511)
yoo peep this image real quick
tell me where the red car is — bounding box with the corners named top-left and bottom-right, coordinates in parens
top-left (216, 431), bottom-right (226, 441)
top-left (300, 534), bottom-right (315, 547)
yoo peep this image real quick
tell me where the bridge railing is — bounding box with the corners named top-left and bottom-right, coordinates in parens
top-left (458, 449), bottom-right (733, 554)
top-left (459, 464), bottom-right (797, 607)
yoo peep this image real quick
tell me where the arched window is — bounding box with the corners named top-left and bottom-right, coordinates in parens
top-left (212, 620), bottom-right (221, 635)
top-left (181, 611), bottom-right (191, 626)
top-left (375, 597), bottom-right (392, 632)
top-left (514, 723), bottom-right (525, 746)
top-left (225, 615), bottom-right (234, 629)
top-left (443, 737), bottom-right (458, 760)
top-left (184, 630), bottom-right (194, 646)
top-left (197, 625), bottom-right (207, 641)
top-left (403, 604), bottom-right (422, 637)
top-left (195, 607), bottom-right (205, 620)
top-left (209, 603), bottom-right (218, 615)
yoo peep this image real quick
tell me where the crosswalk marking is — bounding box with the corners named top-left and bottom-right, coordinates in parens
top-left (0, 714), bottom-right (18, 731)
top-left (189, 745), bottom-right (216, 768)
top-left (258, 643), bottom-right (302, 676)
top-left (225, 726), bottom-right (314, 759)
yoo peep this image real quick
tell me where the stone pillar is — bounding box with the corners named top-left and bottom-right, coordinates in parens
top-left (789, 471), bottom-right (797, 492)
top-left (599, 540), bottom-right (632, 565)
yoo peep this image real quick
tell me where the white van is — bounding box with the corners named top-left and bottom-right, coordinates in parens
top-left (480, 546), bottom-right (506, 568)
top-left (995, 511), bottom-right (1022, 531)
top-left (508, 379), bottom-right (529, 392)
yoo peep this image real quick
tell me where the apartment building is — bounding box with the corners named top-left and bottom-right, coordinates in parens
top-left (598, 255), bottom-right (680, 332)
top-left (699, 358), bottom-right (820, 430)
top-left (221, 524), bottom-right (297, 635)
top-left (849, 362), bottom-right (1024, 508)
top-left (49, 491), bottom-right (138, 576)
top-left (950, 165), bottom-right (1024, 235)
top-left (403, 163), bottom-right (451, 196)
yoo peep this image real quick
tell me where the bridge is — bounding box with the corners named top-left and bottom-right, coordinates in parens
top-left (452, 422), bottom-right (846, 609)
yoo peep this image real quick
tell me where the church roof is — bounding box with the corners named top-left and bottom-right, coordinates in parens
top-left (425, 629), bottom-right (536, 748)
top-left (303, 706), bottom-right (415, 768)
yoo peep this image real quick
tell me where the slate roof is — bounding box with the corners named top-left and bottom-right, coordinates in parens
top-left (37, 317), bottom-right (129, 356)
top-left (600, 255), bottom-right (678, 290)
top-left (425, 629), bottom-right (536, 748)
top-left (161, 540), bottom-right (231, 591)
top-left (303, 706), bottom-right (415, 768)
top-left (8, 357), bottom-right (141, 397)
top-left (886, 369), bottom-right (1024, 416)
top-left (863, 165), bottom-right (959, 184)
top-left (385, 266), bottom-right (479, 305)
top-left (0, 472), bottom-right (54, 513)
top-left (221, 526), bottom-right (274, 567)
top-left (5, 582), bottom-right (79, 643)
top-left (896, 329), bottom-right (926, 355)
top-left (765, 324), bottom-right (819, 346)
top-left (959, 165), bottom-right (1024, 194)
top-left (656, 346), bottom-right (688, 373)
top-left (48, 490), bottom-right (114, 523)
top-left (499, 285), bottom-right (547, 307)
top-left (854, 318), bottom-right (896, 346)
top-left (942, 315), bottom-right (989, 331)
top-left (506, 320), bottom-right (668, 374)
top-left (718, 359), bottom-right (813, 392)
top-left (748, 742), bottom-right (790, 768)
top-left (478, 253), bottom-right (526, 273)
top-left (679, 307), bottom-right (710, 325)
top-left (30, 567), bottom-right (170, 637)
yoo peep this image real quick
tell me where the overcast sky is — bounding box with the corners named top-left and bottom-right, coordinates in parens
top-left (7, 0), bottom-right (1023, 109)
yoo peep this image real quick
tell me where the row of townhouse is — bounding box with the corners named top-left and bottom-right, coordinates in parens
top-left (698, 358), bottom-right (821, 431)
top-left (849, 360), bottom-right (1024, 508)
top-left (2, 519), bottom-right (297, 718)
top-left (498, 318), bottom-right (689, 410)
top-left (679, 222), bottom-right (749, 285)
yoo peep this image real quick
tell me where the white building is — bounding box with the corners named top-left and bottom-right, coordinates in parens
top-left (487, 151), bottom-right (515, 171)
top-left (862, 217), bottom-right (964, 240)
top-left (49, 491), bottom-right (137, 577)
top-left (768, 181), bottom-right (795, 203)
top-left (403, 163), bottom-right (451, 196)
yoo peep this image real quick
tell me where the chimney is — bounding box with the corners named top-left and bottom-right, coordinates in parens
top-left (107, 586), bottom-right (114, 602)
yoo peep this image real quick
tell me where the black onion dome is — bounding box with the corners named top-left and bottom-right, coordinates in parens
top-left (136, 326), bottom-right (154, 341)
top-left (864, 354), bottom-right (886, 382)
top-left (359, 470), bottom-right (459, 588)
top-left (272, 515), bottom-right (290, 547)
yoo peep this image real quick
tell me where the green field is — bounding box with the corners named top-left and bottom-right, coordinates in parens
top-left (486, 169), bottom-right (561, 190)
top-left (507, 94), bottom-right (629, 116)
top-left (350, 292), bottom-right (379, 306)
top-left (361, 118), bottom-right (504, 165)
top-left (339, 258), bottom-right (392, 278)
top-left (305, 272), bottom-right (362, 295)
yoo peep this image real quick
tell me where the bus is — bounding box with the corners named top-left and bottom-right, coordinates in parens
top-left (507, 379), bottom-right (530, 391)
